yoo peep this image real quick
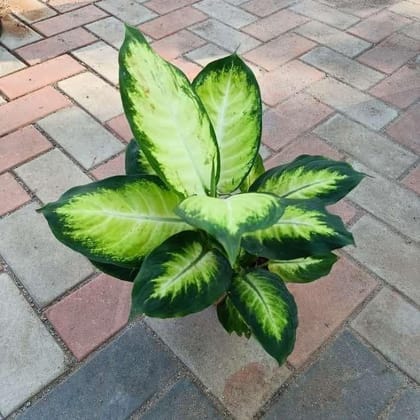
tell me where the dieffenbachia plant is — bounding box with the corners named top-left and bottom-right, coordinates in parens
top-left (39, 26), bottom-right (364, 364)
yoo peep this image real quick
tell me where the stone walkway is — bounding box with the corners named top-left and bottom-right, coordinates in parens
top-left (0, 0), bottom-right (419, 418)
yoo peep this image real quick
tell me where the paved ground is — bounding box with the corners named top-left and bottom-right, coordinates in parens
top-left (0, 0), bottom-right (419, 418)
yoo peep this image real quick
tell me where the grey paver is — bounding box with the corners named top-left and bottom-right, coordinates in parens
top-left (0, 46), bottom-right (26, 77)
top-left (37, 107), bottom-right (124, 170)
top-left (185, 43), bottom-right (229, 67)
top-left (347, 162), bottom-right (420, 242)
top-left (15, 149), bottom-right (91, 203)
top-left (140, 378), bottom-right (223, 420)
top-left (194, 0), bottom-right (257, 28)
top-left (190, 19), bottom-right (261, 54)
top-left (308, 77), bottom-right (398, 130)
top-left (58, 72), bottom-right (123, 122)
top-left (0, 15), bottom-right (42, 50)
top-left (263, 330), bottom-right (403, 420)
top-left (72, 41), bottom-right (119, 86)
top-left (295, 21), bottom-right (371, 57)
top-left (387, 388), bottom-right (420, 420)
top-left (85, 17), bottom-right (125, 49)
top-left (96, 0), bottom-right (157, 25)
top-left (301, 46), bottom-right (384, 90)
top-left (146, 307), bottom-right (291, 419)
top-left (0, 203), bottom-right (93, 306)
top-left (348, 215), bottom-right (420, 305)
top-left (291, 0), bottom-right (359, 29)
top-left (17, 322), bottom-right (180, 420)
top-left (0, 272), bottom-right (66, 416)
top-left (400, 22), bottom-right (420, 41)
top-left (313, 115), bottom-right (416, 178)
top-left (352, 288), bottom-right (420, 382)
top-left (390, 1), bottom-right (420, 20)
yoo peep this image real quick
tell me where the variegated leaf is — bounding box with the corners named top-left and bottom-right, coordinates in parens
top-left (119, 26), bottom-right (219, 197)
top-left (250, 155), bottom-right (364, 204)
top-left (39, 176), bottom-right (191, 267)
top-left (193, 54), bottom-right (262, 193)
top-left (240, 153), bottom-right (265, 192)
top-left (90, 259), bottom-right (140, 282)
top-left (125, 138), bottom-right (157, 176)
top-left (217, 295), bottom-right (251, 338)
top-left (230, 269), bottom-right (297, 364)
top-left (268, 253), bottom-right (338, 283)
top-left (242, 199), bottom-right (353, 260)
top-left (175, 193), bottom-right (284, 264)
top-left (131, 231), bottom-right (231, 318)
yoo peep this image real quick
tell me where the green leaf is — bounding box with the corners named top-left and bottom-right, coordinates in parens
top-left (119, 25), bottom-right (219, 197)
top-left (268, 253), bottom-right (338, 283)
top-left (239, 153), bottom-right (265, 192)
top-left (250, 155), bottom-right (364, 205)
top-left (39, 176), bottom-right (191, 267)
top-left (242, 199), bottom-right (353, 260)
top-left (131, 231), bottom-right (231, 318)
top-left (125, 138), bottom-right (157, 176)
top-left (229, 269), bottom-right (297, 364)
top-left (193, 54), bottom-right (262, 194)
top-left (217, 296), bottom-right (251, 338)
top-left (90, 259), bottom-right (140, 282)
top-left (175, 193), bottom-right (284, 265)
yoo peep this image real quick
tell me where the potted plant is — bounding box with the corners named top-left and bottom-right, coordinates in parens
top-left (40, 26), bottom-right (363, 364)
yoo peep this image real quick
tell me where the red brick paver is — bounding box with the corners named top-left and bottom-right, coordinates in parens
top-left (402, 166), bottom-right (420, 195)
top-left (91, 154), bottom-right (125, 180)
top-left (106, 114), bottom-right (133, 142)
top-left (0, 173), bottom-right (30, 215)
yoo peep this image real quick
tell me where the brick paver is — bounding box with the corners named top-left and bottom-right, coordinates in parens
top-left (1, 0), bottom-right (419, 418)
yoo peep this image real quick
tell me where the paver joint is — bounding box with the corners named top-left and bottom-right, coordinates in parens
top-left (0, 0), bottom-right (419, 418)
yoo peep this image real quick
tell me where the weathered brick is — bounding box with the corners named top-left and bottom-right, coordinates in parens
top-left (72, 41), bottom-right (119, 85)
top-left (287, 257), bottom-right (378, 368)
top-left (307, 77), bottom-right (398, 130)
top-left (348, 10), bottom-right (412, 43)
top-left (37, 107), bottom-right (124, 170)
top-left (58, 72), bottom-right (123, 122)
top-left (388, 388), bottom-right (420, 420)
top-left (91, 154), bottom-right (125, 180)
top-left (244, 32), bottom-right (316, 71)
top-left (0, 46), bottom-right (26, 77)
top-left (152, 30), bottom-right (207, 60)
top-left (291, 0), bottom-right (359, 29)
top-left (242, 10), bottom-right (308, 42)
top-left (146, 308), bottom-right (291, 419)
top-left (144, 0), bottom-right (199, 14)
top-left (348, 215), bottom-right (420, 305)
top-left (314, 115), bottom-right (416, 178)
top-left (47, 0), bottom-right (95, 13)
top-left (386, 103), bottom-right (420, 154)
top-left (301, 46), bottom-right (384, 90)
top-left (262, 93), bottom-right (333, 150)
top-left (46, 274), bottom-right (132, 360)
top-left (106, 114), bottom-right (133, 142)
top-left (264, 331), bottom-right (403, 419)
top-left (10, 0), bottom-right (56, 23)
top-left (194, 0), bottom-right (256, 28)
top-left (85, 17), bottom-right (125, 49)
top-left (295, 20), bottom-right (370, 57)
top-left (0, 55), bottom-right (84, 100)
top-left (242, 0), bottom-right (296, 17)
top-left (0, 126), bottom-right (52, 173)
top-left (0, 203), bottom-right (94, 306)
top-left (96, 0), bottom-right (157, 25)
top-left (352, 288), bottom-right (420, 382)
top-left (0, 173), bottom-right (30, 216)
top-left (260, 60), bottom-right (324, 106)
top-left (0, 15), bottom-right (42, 50)
top-left (402, 166), bottom-right (420, 195)
top-left (185, 43), bottom-right (228, 67)
top-left (18, 323), bottom-right (180, 419)
top-left (171, 57), bottom-right (202, 80)
top-left (347, 162), bottom-right (420, 242)
top-left (33, 5), bottom-right (107, 36)
top-left (0, 273), bottom-right (66, 416)
top-left (369, 65), bottom-right (420, 109)
top-left (190, 19), bottom-right (260, 54)
top-left (0, 87), bottom-right (71, 137)
top-left (399, 21), bottom-right (420, 40)
top-left (390, 1), bottom-right (420, 19)
top-left (358, 33), bottom-right (420, 74)
top-left (16, 28), bottom-right (97, 65)
top-left (140, 6), bottom-right (207, 39)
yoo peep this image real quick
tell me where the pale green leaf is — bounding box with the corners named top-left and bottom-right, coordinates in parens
top-left (217, 295), bottom-right (251, 338)
top-left (240, 153), bottom-right (265, 192)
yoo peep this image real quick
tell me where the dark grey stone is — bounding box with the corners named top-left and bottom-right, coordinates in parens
top-left (263, 330), bottom-right (403, 420)
top-left (141, 378), bottom-right (223, 420)
top-left (387, 388), bottom-right (420, 420)
top-left (18, 323), bottom-right (180, 420)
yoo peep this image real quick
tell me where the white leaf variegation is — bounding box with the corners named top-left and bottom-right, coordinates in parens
top-left (119, 26), bottom-right (219, 197)
top-left (193, 55), bottom-right (262, 194)
top-left (176, 193), bottom-right (283, 264)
